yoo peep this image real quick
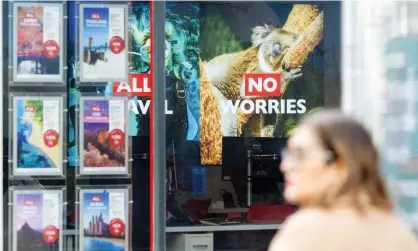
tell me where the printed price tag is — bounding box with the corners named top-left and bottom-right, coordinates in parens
top-left (42, 225), bottom-right (59, 244)
top-left (43, 130), bottom-right (59, 148)
top-left (109, 36), bottom-right (125, 54)
top-left (109, 129), bottom-right (124, 148)
top-left (109, 218), bottom-right (125, 237)
top-left (43, 40), bottom-right (59, 59)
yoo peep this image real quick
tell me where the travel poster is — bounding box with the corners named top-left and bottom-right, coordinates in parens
top-left (14, 3), bottom-right (62, 82)
top-left (80, 98), bottom-right (127, 175)
top-left (12, 190), bottom-right (63, 251)
top-left (79, 189), bottom-right (128, 251)
top-left (13, 97), bottom-right (63, 176)
top-left (79, 5), bottom-right (128, 82)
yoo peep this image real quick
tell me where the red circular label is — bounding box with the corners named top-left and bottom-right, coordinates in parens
top-left (109, 129), bottom-right (124, 148)
top-left (43, 40), bottom-right (59, 59)
top-left (42, 225), bottom-right (59, 244)
top-left (109, 36), bottom-right (125, 54)
top-left (43, 130), bottom-right (59, 148)
top-left (109, 218), bottom-right (125, 237)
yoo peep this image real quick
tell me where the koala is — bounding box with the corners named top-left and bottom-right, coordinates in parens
top-left (201, 24), bottom-right (304, 139)
top-left (251, 24), bottom-right (300, 73)
top-left (203, 24), bottom-right (303, 101)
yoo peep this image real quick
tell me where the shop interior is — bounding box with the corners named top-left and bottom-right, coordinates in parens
top-left (165, 137), bottom-right (293, 250)
top-left (165, 137), bottom-right (293, 224)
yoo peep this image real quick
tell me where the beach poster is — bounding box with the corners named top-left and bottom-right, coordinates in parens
top-left (80, 97), bottom-right (127, 175)
top-left (13, 190), bottom-right (63, 251)
top-left (79, 189), bottom-right (128, 251)
top-left (79, 5), bottom-right (128, 82)
top-left (13, 97), bottom-right (63, 176)
top-left (13, 3), bottom-right (63, 82)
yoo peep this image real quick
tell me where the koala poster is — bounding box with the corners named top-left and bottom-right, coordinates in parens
top-left (198, 3), bottom-right (330, 165)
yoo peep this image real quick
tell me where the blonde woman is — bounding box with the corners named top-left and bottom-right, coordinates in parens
top-left (269, 110), bottom-right (418, 251)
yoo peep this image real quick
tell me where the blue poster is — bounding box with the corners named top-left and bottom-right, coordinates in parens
top-left (80, 189), bottom-right (127, 251)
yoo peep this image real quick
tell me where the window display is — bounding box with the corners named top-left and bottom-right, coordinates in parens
top-left (9, 187), bottom-right (65, 251)
top-left (162, 2), bottom-right (340, 251)
top-left (10, 95), bottom-right (65, 178)
top-left (77, 187), bottom-right (131, 251)
top-left (12, 2), bottom-right (65, 83)
top-left (1, 1), bottom-right (341, 251)
top-left (79, 4), bottom-right (129, 82)
top-left (78, 96), bottom-right (130, 176)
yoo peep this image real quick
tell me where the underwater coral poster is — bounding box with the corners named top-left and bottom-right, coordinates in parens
top-left (79, 189), bottom-right (128, 251)
top-left (12, 190), bottom-right (63, 251)
top-left (13, 3), bottom-right (63, 83)
top-left (79, 4), bottom-right (128, 82)
top-left (80, 97), bottom-right (128, 175)
top-left (12, 96), bottom-right (63, 176)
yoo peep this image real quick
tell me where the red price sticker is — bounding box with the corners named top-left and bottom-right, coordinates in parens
top-left (42, 225), bottom-right (59, 244)
top-left (43, 40), bottom-right (59, 59)
top-left (43, 130), bottom-right (59, 148)
top-left (109, 218), bottom-right (125, 237)
top-left (109, 36), bottom-right (125, 54)
top-left (109, 129), bottom-right (124, 148)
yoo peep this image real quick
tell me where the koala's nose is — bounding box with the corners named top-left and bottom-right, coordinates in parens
top-left (272, 43), bottom-right (281, 56)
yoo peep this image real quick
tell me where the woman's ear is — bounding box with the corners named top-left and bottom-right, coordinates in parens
top-left (251, 24), bottom-right (275, 47)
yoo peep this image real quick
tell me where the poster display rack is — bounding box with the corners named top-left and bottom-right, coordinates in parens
top-left (5, 2), bottom-right (134, 251)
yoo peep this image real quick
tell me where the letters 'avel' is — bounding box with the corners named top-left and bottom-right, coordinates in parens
top-left (113, 73), bottom-right (153, 97)
top-left (244, 73), bottom-right (281, 97)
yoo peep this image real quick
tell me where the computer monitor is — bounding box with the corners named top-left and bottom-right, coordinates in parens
top-left (222, 137), bottom-right (287, 206)
top-left (222, 137), bottom-right (287, 181)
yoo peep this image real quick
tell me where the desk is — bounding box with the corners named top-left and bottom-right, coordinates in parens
top-left (64, 223), bottom-right (280, 234)
top-left (166, 223), bottom-right (281, 232)
top-left (65, 225), bottom-right (279, 251)
top-left (167, 223), bottom-right (280, 251)
top-left (207, 207), bottom-right (249, 214)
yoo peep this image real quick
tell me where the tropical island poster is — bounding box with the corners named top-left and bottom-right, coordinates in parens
top-left (13, 97), bottom-right (62, 176)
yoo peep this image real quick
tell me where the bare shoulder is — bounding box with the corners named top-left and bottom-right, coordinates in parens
top-left (282, 208), bottom-right (331, 230)
top-left (268, 209), bottom-right (330, 251)
top-left (268, 208), bottom-right (418, 251)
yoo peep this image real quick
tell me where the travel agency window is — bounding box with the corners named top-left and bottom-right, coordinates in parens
top-left (2, 1), bottom-right (154, 251)
top-left (163, 2), bottom-right (341, 251)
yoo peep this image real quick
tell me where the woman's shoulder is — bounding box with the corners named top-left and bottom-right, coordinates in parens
top-left (268, 209), bottom-right (331, 251)
top-left (282, 208), bottom-right (331, 229)
top-left (281, 207), bottom-right (418, 246)
top-left (283, 207), bottom-right (405, 228)
top-left (275, 208), bottom-right (334, 241)
top-left (269, 208), bottom-right (418, 251)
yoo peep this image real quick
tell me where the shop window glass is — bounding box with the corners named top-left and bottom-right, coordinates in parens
top-left (2, 1), bottom-right (152, 251)
top-left (164, 2), bottom-right (341, 251)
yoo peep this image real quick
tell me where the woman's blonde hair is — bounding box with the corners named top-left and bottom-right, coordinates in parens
top-left (300, 109), bottom-right (392, 212)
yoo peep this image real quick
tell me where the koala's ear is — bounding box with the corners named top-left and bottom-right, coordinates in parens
top-left (251, 24), bottom-right (275, 47)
